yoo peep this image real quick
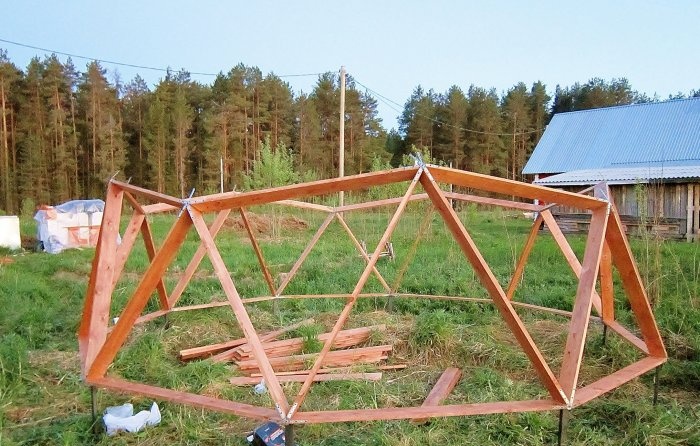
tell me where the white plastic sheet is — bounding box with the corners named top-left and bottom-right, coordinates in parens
top-left (34, 199), bottom-right (110, 253)
top-left (103, 402), bottom-right (161, 436)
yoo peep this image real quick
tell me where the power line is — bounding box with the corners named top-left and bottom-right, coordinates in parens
top-left (0, 37), bottom-right (324, 79)
top-left (353, 77), bottom-right (544, 137)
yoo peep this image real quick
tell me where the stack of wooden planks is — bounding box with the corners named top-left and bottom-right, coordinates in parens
top-left (179, 321), bottom-right (402, 386)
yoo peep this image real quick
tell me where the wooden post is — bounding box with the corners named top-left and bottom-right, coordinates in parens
top-left (686, 183), bottom-right (693, 242)
top-left (338, 65), bottom-right (346, 210)
top-left (693, 184), bottom-right (700, 241)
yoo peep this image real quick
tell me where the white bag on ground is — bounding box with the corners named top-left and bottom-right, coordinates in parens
top-left (103, 402), bottom-right (161, 436)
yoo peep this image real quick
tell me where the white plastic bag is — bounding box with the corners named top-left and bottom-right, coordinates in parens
top-left (103, 402), bottom-right (161, 436)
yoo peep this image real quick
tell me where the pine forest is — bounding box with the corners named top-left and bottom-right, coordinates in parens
top-left (1, 49), bottom-right (698, 213)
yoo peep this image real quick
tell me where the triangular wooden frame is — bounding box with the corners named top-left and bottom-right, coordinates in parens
top-left (80, 165), bottom-right (666, 425)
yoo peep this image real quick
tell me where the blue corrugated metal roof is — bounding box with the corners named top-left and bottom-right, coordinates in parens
top-left (532, 166), bottom-right (700, 186)
top-left (522, 97), bottom-right (700, 175)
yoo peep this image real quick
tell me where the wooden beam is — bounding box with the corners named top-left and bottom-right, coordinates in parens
top-left (168, 210), bottom-right (231, 308)
top-left (419, 167), bottom-right (567, 404)
top-left (229, 325), bottom-right (383, 362)
top-left (335, 214), bottom-right (392, 293)
top-left (87, 212), bottom-right (192, 379)
top-left (276, 213), bottom-right (335, 296)
top-left (208, 318), bottom-right (317, 363)
top-left (143, 203), bottom-right (179, 214)
top-left (189, 167), bottom-right (419, 213)
top-left (289, 168), bottom-right (423, 419)
top-left (89, 376), bottom-right (278, 421)
top-left (110, 211), bottom-right (146, 290)
top-left (391, 206), bottom-right (435, 293)
top-left (412, 368), bottom-right (462, 423)
top-left (141, 217), bottom-right (170, 310)
top-left (81, 182), bottom-right (124, 375)
top-left (189, 208), bottom-right (289, 416)
top-left (230, 372), bottom-right (382, 386)
top-left (606, 321), bottom-right (649, 355)
top-left (110, 179), bottom-right (183, 207)
top-left (180, 318), bottom-right (314, 361)
top-left (123, 191), bottom-right (146, 214)
top-left (429, 165), bottom-right (608, 210)
top-left (334, 193), bottom-right (427, 212)
top-left (558, 207), bottom-right (609, 401)
top-left (443, 191), bottom-right (542, 212)
top-left (605, 205), bottom-right (667, 357)
top-left (236, 345), bottom-right (392, 373)
top-left (506, 214), bottom-right (543, 300)
top-left (540, 210), bottom-right (603, 316)
top-left (239, 208), bottom-right (276, 294)
top-left (293, 399), bottom-right (563, 424)
top-left (573, 356), bottom-right (666, 406)
top-left (276, 199), bottom-right (333, 213)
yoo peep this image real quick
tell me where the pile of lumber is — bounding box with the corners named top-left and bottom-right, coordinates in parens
top-left (179, 321), bottom-right (402, 386)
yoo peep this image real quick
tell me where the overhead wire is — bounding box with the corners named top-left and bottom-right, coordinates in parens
top-left (0, 37), bottom-right (324, 79)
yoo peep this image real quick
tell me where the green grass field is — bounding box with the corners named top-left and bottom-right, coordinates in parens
top-left (1, 205), bottom-right (699, 445)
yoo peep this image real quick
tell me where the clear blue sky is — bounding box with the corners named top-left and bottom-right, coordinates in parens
top-left (3, 0), bottom-right (698, 130)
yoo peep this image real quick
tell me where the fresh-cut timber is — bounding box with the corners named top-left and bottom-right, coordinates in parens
top-left (235, 345), bottom-right (393, 374)
top-left (229, 372), bottom-right (383, 386)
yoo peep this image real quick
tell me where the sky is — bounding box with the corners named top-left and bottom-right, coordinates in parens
top-left (2, 0), bottom-right (699, 130)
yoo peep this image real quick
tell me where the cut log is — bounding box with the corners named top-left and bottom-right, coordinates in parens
top-left (412, 368), bottom-right (462, 424)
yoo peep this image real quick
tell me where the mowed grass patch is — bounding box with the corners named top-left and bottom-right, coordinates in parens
top-left (1, 208), bottom-right (699, 445)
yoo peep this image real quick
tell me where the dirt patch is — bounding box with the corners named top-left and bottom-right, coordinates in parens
top-left (53, 270), bottom-right (87, 283)
top-left (0, 256), bottom-right (13, 264)
top-left (28, 350), bottom-right (80, 374)
top-left (223, 213), bottom-right (307, 234)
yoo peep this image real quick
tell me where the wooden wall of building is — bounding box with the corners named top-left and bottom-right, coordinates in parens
top-left (547, 182), bottom-right (700, 240)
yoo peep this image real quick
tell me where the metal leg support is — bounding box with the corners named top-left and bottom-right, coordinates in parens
top-left (284, 424), bottom-right (295, 446)
top-left (557, 409), bottom-right (569, 446)
top-left (653, 365), bottom-right (662, 406)
top-left (90, 386), bottom-right (99, 435)
top-left (602, 324), bottom-right (608, 346)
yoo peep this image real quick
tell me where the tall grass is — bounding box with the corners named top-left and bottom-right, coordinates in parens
top-left (0, 208), bottom-right (699, 445)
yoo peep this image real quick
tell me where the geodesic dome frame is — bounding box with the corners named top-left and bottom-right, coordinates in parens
top-left (79, 163), bottom-right (666, 425)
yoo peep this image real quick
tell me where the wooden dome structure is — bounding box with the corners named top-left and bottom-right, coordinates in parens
top-left (79, 162), bottom-right (666, 427)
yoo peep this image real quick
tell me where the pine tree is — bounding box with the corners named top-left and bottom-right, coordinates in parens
top-left (0, 50), bottom-right (22, 212)
top-left (144, 94), bottom-right (168, 193)
top-left (171, 86), bottom-right (193, 197)
top-left (501, 82), bottom-right (531, 180)
top-left (18, 58), bottom-right (50, 204)
top-left (123, 75), bottom-right (150, 186)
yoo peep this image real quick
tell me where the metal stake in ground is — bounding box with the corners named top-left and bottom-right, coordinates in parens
top-left (90, 386), bottom-right (99, 435)
top-left (557, 409), bottom-right (570, 446)
top-left (653, 365), bottom-right (662, 406)
top-left (284, 424), bottom-right (295, 446)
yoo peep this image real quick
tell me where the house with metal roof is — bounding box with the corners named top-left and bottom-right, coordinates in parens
top-left (522, 97), bottom-right (700, 240)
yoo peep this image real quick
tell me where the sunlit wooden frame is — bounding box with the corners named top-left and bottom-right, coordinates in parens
top-left (80, 165), bottom-right (666, 425)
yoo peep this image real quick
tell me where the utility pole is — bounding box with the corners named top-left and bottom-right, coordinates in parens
top-left (339, 65), bottom-right (346, 208)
